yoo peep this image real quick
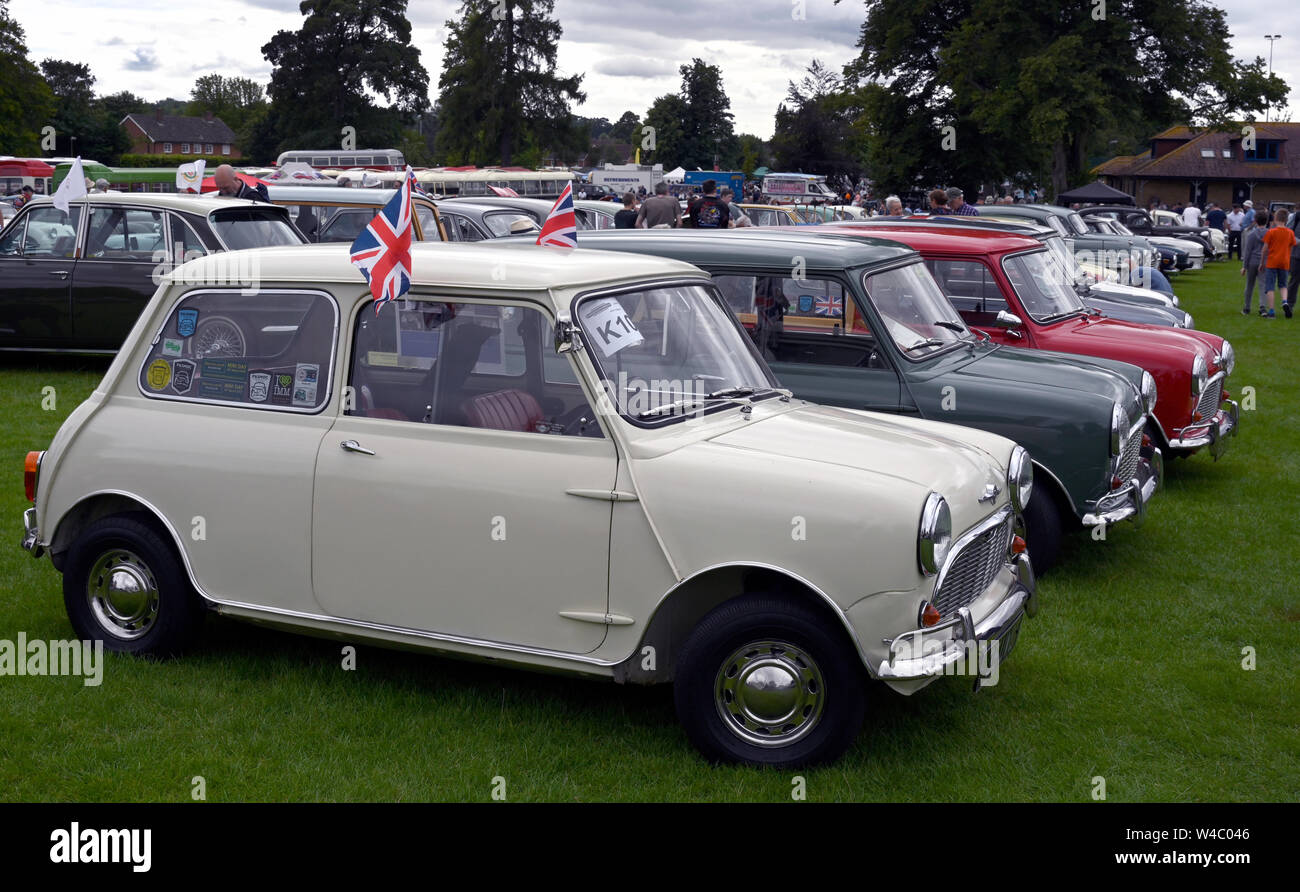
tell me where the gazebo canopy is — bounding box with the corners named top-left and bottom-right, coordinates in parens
top-left (1058, 180), bottom-right (1134, 206)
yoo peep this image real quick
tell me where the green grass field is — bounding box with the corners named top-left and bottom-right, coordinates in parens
top-left (1, 258), bottom-right (1296, 802)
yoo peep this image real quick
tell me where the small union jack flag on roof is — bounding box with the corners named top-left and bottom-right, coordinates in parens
top-left (536, 183), bottom-right (578, 249)
top-left (351, 166), bottom-right (416, 315)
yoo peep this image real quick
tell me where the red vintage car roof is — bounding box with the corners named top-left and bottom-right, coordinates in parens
top-left (816, 222), bottom-right (1044, 255)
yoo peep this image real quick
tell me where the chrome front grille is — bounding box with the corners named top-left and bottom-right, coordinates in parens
top-left (1116, 428), bottom-right (1142, 484)
top-left (933, 515), bottom-right (1013, 618)
top-left (1194, 377), bottom-right (1223, 424)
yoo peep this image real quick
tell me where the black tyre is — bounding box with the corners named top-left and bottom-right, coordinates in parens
top-left (673, 594), bottom-right (865, 768)
top-left (63, 514), bottom-right (204, 657)
top-left (1022, 486), bottom-right (1062, 575)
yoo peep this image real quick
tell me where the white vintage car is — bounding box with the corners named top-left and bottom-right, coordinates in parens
top-left (20, 242), bottom-right (1036, 767)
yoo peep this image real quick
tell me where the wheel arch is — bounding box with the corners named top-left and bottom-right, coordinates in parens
top-left (48, 490), bottom-right (194, 583)
top-left (611, 563), bottom-right (865, 685)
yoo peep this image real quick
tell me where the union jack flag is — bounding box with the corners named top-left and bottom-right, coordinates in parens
top-left (536, 183), bottom-right (578, 248)
top-left (351, 166), bottom-right (416, 315)
top-left (814, 294), bottom-right (843, 316)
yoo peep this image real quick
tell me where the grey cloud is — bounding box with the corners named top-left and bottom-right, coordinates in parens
top-left (125, 49), bottom-right (159, 72)
top-left (592, 57), bottom-right (677, 77)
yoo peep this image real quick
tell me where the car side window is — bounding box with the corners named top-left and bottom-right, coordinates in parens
top-left (712, 274), bottom-right (880, 367)
top-left (137, 289), bottom-right (337, 412)
top-left (347, 299), bottom-right (602, 437)
top-left (168, 214), bottom-right (208, 260)
top-left (18, 207), bottom-right (80, 257)
top-left (318, 209), bottom-right (371, 243)
top-left (924, 259), bottom-right (1007, 318)
top-left (0, 214), bottom-right (27, 255)
top-left (414, 204), bottom-right (441, 241)
top-left (85, 208), bottom-right (165, 261)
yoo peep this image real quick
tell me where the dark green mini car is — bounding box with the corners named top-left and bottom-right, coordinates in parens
top-left (578, 228), bottom-right (1162, 571)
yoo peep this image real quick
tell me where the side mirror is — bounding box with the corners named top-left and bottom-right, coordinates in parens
top-left (995, 310), bottom-right (1023, 329)
top-left (554, 317), bottom-right (582, 354)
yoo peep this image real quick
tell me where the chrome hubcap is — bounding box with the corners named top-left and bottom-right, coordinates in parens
top-left (86, 549), bottom-right (159, 640)
top-left (714, 640), bottom-right (825, 747)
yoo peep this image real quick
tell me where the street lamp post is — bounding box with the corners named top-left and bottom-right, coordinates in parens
top-left (1264, 34), bottom-right (1281, 121)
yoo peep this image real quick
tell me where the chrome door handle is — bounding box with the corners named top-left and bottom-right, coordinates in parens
top-left (48, 270), bottom-right (69, 279)
top-left (340, 439), bottom-right (375, 455)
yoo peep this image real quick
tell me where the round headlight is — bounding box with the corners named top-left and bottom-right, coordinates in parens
top-left (1140, 371), bottom-right (1157, 415)
top-left (1220, 340), bottom-right (1235, 376)
top-left (1191, 354), bottom-right (1207, 395)
top-left (1008, 445), bottom-right (1033, 513)
top-left (1110, 402), bottom-right (1127, 455)
top-left (918, 493), bottom-right (952, 577)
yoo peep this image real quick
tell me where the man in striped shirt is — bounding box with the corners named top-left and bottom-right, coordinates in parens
top-left (947, 187), bottom-right (980, 216)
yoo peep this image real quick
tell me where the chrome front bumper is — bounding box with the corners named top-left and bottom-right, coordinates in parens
top-left (1081, 448), bottom-right (1162, 527)
top-left (1168, 399), bottom-right (1239, 456)
top-left (21, 507), bottom-right (44, 559)
top-left (877, 554), bottom-right (1035, 685)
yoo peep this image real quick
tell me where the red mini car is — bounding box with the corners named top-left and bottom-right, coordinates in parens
top-left (815, 223), bottom-right (1238, 459)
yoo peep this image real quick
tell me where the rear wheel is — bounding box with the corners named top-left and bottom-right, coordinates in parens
top-left (674, 594), bottom-right (865, 767)
top-left (1022, 486), bottom-right (1062, 575)
top-left (63, 514), bottom-right (204, 657)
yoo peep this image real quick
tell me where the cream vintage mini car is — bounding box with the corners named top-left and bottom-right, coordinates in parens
top-left (21, 241), bottom-right (1036, 767)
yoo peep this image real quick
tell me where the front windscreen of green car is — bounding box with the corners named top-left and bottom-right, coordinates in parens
top-left (576, 282), bottom-right (780, 425)
top-left (862, 261), bottom-right (972, 360)
top-left (1003, 249), bottom-right (1088, 322)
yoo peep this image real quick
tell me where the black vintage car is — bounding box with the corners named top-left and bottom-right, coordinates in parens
top-left (0, 193), bottom-right (307, 352)
top-left (1084, 205), bottom-right (1217, 256)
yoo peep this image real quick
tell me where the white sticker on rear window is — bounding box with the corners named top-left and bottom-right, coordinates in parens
top-left (579, 297), bottom-right (644, 357)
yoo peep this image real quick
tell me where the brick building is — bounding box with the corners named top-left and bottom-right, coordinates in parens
top-left (121, 110), bottom-right (239, 158)
top-left (1094, 123), bottom-right (1300, 210)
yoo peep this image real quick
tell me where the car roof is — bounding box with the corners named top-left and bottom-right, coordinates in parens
top-left (978, 203), bottom-right (1073, 219)
top-left (168, 241), bottom-right (707, 300)
top-left (574, 227), bottom-right (916, 270)
top-left (265, 186), bottom-right (401, 205)
top-left (446, 196), bottom-right (557, 212)
top-left (436, 200), bottom-right (534, 215)
top-left (820, 222), bottom-right (1044, 253)
top-left (24, 192), bottom-right (271, 214)
top-left (855, 216), bottom-right (1056, 238)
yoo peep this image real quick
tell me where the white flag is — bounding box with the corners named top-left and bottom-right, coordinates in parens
top-left (52, 157), bottom-right (87, 214)
top-left (176, 160), bottom-right (206, 193)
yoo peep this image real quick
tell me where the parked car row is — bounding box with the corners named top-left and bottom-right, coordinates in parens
top-left (12, 192), bottom-right (1239, 769)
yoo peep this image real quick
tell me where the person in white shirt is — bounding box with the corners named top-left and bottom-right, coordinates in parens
top-left (1182, 204), bottom-right (1202, 227)
top-left (1225, 205), bottom-right (1246, 259)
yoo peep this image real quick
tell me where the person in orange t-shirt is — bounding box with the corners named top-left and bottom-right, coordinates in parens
top-left (1260, 208), bottom-right (1298, 318)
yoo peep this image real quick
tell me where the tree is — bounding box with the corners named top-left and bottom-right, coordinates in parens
top-left (40, 59), bottom-right (129, 162)
top-left (437, 0), bottom-right (585, 165)
top-left (0, 2), bottom-right (54, 154)
top-left (610, 110), bottom-right (641, 144)
top-left (263, 0), bottom-right (429, 150)
top-left (187, 74), bottom-right (267, 132)
top-left (642, 60), bottom-right (738, 170)
top-left (843, 0), bottom-right (1291, 197)
top-left (642, 93), bottom-right (688, 169)
top-left (770, 60), bottom-right (863, 184)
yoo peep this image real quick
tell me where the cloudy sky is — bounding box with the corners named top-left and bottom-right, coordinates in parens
top-left (8, 0), bottom-right (1295, 139)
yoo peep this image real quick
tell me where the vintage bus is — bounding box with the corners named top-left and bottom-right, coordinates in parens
top-left (275, 149), bottom-right (406, 170)
top-left (0, 159), bottom-right (56, 196)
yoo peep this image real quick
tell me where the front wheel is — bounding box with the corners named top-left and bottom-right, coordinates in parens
top-left (674, 594), bottom-right (865, 768)
top-left (63, 514), bottom-right (204, 657)
top-left (1022, 486), bottom-right (1062, 575)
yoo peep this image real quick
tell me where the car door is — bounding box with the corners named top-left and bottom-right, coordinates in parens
top-left (311, 295), bottom-right (615, 654)
top-left (69, 204), bottom-right (170, 350)
top-left (711, 272), bottom-right (903, 410)
top-left (928, 256), bottom-right (1029, 347)
top-left (0, 204), bottom-right (82, 347)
